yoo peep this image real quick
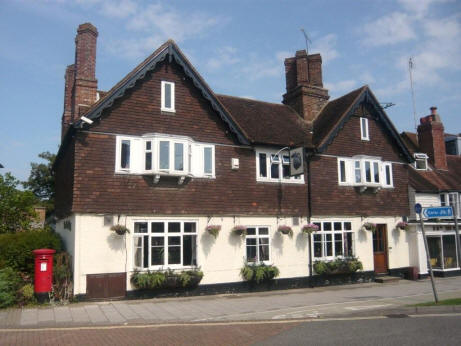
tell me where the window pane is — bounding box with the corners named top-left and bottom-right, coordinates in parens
top-left (183, 235), bottom-right (197, 266)
top-left (344, 222), bottom-right (352, 231)
top-left (246, 244), bottom-right (257, 262)
top-left (204, 147), bottom-right (212, 174)
top-left (184, 222), bottom-right (196, 233)
top-left (174, 143), bottom-right (184, 171)
top-left (151, 237), bottom-right (164, 266)
top-left (247, 228), bottom-right (256, 236)
top-left (164, 83), bottom-right (171, 109)
top-left (443, 235), bottom-right (457, 269)
top-left (135, 222), bottom-right (148, 233)
top-left (373, 162), bottom-right (379, 183)
top-left (340, 160), bottom-right (346, 182)
top-left (259, 153), bottom-right (267, 177)
top-left (143, 235), bottom-right (149, 268)
top-left (361, 118), bottom-right (368, 138)
top-left (146, 141), bottom-right (151, 150)
top-left (151, 222), bottom-right (164, 233)
top-left (427, 237), bottom-right (442, 269)
top-left (121, 140), bottom-right (130, 169)
top-left (334, 222), bottom-right (342, 231)
top-left (440, 194), bottom-right (446, 206)
top-left (258, 227), bottom-right (269, 235)
top-left (160, 141), bottom-right (169, 169)
top-left (168, 222), bottom-right (180, 233)
top-left (145, 152), bottom-right (152, 170)
top-left (246, 238), bottom-right (257, 246)
top-left (344, 232), bottom-right (353, 256)
top-left (168, 247), bottom-right (181, 265)
top-left (313, 234), bottom-right (322, 258)
top-left (271, 162), bottom-right (279, 179)
top-left (323, 222), bottom-right (332, 231)
top-left (355, 161), bottom-right (361, 183)
top-left (283, 163), bottom-right (290, 179)
top-left (259, 244), bottom-right (269, 261)
top-left (325, 234), bottom-right (332, 256)
top-left (335, 233), bottom-right (343, 256)
top-left (365, 161), bottom-right (371, 182)
top-left (386, 165), bottom-right (391, 185)
top-left (134, 237), bottom-right (143, 267)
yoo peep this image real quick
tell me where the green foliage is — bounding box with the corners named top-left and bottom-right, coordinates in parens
top-left (131, 269), bottom-right (203, 290)
top-left (0, 173), bottom-right (38, 233)
top-left (313, 257), bottom-right (363, 275)
top-left (0, 229), bottom-right (62, 274)
top-left (240, 263), bottom-right (280, 284)
top-left (0, 267), bottom-right (22, 308)
top-left (23, 151), bottom-right (56, 214)
top-left (17, 284), bottom-right (36, 307)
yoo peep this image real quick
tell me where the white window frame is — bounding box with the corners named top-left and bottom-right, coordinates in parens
top-left (383, 162), bottom-right (393, 187)
top-left (132, 220), bottom-right (198, 271)
top-left (312, 221), bottom-right (354, 260)
top-left (245, 226), bottom-right (271, 264)
top-left (161, 81), bottom-right (175, 112)
top-left (414, 153), bottom-right (428, 171)
top-left (360, 117), bottom-right (369, 141)
top-left (337, 156), bottom-right (393, 188)
top-left (202, 145), bottom-right (215, 178)
top-left (115, 136), bottom-right (136, 173)
top-left (338, 159), bottom-right (347, 185)
top-left (256, 149), bottom-right (304, 184)
top-left (440, 192), bottom-right (460, 216)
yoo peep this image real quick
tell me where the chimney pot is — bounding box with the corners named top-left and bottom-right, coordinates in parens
top-left (430, 106), bottom-right (437, 115)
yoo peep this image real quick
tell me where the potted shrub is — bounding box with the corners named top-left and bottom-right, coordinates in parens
top-left (206, 225), bottom-right (221, 238)
top-left (110, 224), bottom-right (130, 235)
top-left (277, 225), bottom-right (293, 237)
top-left (301, 223), bottom-right (319, 234)
top-left (362, 222), bottom-right (376, 232)
top-left (240, 263), bottom-right (280, 284)
top-left (232, 225), bottom-right (247, 236)
top-left (397, 221), bottom-right (409, 231)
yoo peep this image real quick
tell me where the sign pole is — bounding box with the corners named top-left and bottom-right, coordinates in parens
top-left (454, 199), bottom-right (461, 267)
top-left (418, 211), bottom-right (439, 303)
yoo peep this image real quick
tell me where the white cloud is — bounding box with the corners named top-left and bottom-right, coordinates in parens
top-left (359, 71), bottom-right (375, 84)
top-left (325, 79), bottom-right (358, 94)
top-left (397, 0), bottom-right (454, 18)
top-left (206, 46), bottom-right (240, 71)
top-left (362, 12), bottom-right (416, 46)
top-left (275, 51), bottom-right (291, 62)
top-left (311, 34), bottom-right (339, 63)
top-left (100, 0), bottom-right (137, 19)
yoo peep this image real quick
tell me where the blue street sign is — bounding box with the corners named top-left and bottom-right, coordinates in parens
top-left (415, 203), bottom-right (422, 214)
top-left (422, 206), bottom-right (453, 219)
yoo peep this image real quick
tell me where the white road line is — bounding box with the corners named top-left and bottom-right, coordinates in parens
top-left (344, 304), bottom-right (393, 311)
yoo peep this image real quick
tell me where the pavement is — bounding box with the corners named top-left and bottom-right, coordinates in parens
top-left (1, 276), bottom-right (461, 329)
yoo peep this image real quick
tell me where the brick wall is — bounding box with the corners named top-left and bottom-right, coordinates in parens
top-left (65, 59), bottom-right (308, 216)
top-left (310, 106), bottom-right (410, 216)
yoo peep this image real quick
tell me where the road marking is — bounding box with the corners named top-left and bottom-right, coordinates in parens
top-left (344, 304), bottom-right (392, 311)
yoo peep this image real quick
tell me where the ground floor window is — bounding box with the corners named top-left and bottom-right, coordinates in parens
top-left (427, 234), bottom-right (459, 270)
top-left (313, 221), bottom-right (353, 259)
top-left (246, 227), bottom-right (270, 263)
top-left (133, 220), bottom-right (197, 269)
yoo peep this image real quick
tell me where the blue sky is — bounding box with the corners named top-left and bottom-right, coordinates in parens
top-left (1, 0), bottom-right (460, 181)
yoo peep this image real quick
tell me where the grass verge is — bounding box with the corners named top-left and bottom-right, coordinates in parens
top-left (413, 298), bottom-right (461, 307)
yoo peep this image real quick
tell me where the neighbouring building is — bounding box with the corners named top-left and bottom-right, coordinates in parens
top-left (401, 108), bottom-right (461, 277)
top-left (54, 23), bottom-right (415, 299)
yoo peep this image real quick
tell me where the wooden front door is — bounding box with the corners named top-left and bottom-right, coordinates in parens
top-left (373, 224), bottom-right (388, 274)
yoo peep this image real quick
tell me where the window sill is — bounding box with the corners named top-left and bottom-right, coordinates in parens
top-left (256, 178), bottom-right (305, 185)
top-left (161, 108), bottom-right (176, 114)
top-left (133, 265), bottom-right (197, 272)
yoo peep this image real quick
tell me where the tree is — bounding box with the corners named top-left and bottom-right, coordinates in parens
top-left (23, 151), bottom-right (56, 213)
top-left (0, 173), bottom-right (38, 233)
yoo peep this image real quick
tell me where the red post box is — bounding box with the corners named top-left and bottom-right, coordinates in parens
top-left (33, 249), bottom-right (56, 302)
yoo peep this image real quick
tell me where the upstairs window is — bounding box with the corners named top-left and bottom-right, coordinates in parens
top-left (256, 149), bottom-right (303, 184)
top-left (161, 81), bottom-right (175, 112)
top-left (440, 192), bottom-right (460, 216)
top-left (360, 117), bottom-right (369, 141)
top-left (337, 156), bottom-right (393, 188)
top-left (121, 140), bottom-right (131, 169)
top-left (414, 153), bottom-right (428, 170)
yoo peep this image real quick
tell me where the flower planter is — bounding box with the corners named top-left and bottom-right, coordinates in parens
top-left (277, 226), bottom-right (293, 237)
top-left (232, 226), bottom-right (247, 236)
top-left (397, 222), bottom-right (409, 231)
top-left (206, 225), bottom-right (221, 238)
top-left (362, 223), bottom-right (376, 232)
top-left (110, 224), bottom-right (130, 235)
top-left (301, 223), bottom-right (319, 235)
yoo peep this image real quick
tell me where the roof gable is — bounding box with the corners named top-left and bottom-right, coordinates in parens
top-left (74, 40), bottom-right (250, 145)
top-left (313, 85), bottom-right (413, 162)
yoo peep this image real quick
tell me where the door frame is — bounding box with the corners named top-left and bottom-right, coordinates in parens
top-left (373, 224), bottom-right (389, 274)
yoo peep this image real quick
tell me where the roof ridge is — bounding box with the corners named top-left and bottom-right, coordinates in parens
top-left (216, 94), bottom-right (287, 107)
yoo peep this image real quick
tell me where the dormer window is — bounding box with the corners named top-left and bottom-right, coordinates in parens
top-left (414, 153), bottom-right (428, 170)
top-left (161, 81), bottom-right (175, 112)
top-left (360, 117), bottom-right (369, 141)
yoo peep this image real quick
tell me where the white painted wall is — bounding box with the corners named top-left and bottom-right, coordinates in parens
top-left (67, 213), bottom-right (412, 294)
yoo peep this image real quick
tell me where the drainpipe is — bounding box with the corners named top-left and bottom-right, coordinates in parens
top-left (306, 149), bottom-right (313, 279)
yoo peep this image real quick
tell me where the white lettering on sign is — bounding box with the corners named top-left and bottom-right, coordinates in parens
top-left (40, 262), bottom-right (47, 272)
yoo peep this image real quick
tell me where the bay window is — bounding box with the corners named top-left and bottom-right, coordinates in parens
top-left (133, 220), bottom-right (197, 270)
top-left (337, 156), bottom-right (393, 188)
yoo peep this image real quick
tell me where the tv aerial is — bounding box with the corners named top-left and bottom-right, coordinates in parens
top-left (300, 28), bottom-right (311, 54)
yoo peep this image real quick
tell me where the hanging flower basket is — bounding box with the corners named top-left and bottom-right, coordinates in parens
top-left (206, 225), bottom-right (221, 238)
top-left (110, 224), bottom-right (130, 236)
top-left (301, 223), bottom-right (319, 235)
top-left (232, 225), bottom-right (247, 236)
top-left (277, 225), bottom-right (293, 237)
top-left (363, 222), bottom-right (376, 232)
top-left (397, 221), bottom-right (409, 231)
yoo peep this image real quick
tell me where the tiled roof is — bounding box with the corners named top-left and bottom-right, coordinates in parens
top-left (409, 155), bottom-right (461, 192)
top-left (400, 132), bottom-right (419, 153)
top-left (217, 95), bottom-right (312, 147)
top-left (313, 86), bottom-right (367, 146)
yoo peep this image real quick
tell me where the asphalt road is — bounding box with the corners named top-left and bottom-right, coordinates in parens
top-left (257, 314), bottom-right (461, 346)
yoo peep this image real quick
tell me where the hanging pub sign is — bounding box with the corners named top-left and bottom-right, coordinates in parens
top-left (289, 147), bottom-right (304, 176)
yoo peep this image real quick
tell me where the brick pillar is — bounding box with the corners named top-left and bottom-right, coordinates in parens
top-left (61, 64), bottom-right (75, 140)
top-left (417, 107), bottom-right (448, 170)
top-left (73, 23), bottom-right (98, 118)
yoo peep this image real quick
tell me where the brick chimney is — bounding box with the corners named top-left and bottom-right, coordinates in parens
top-left (61, 23), bottom-right (98, 140)
top-left (417, 107), bottom-right (448, 170)
top-left (282, 50), bottom-right (329, 122)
